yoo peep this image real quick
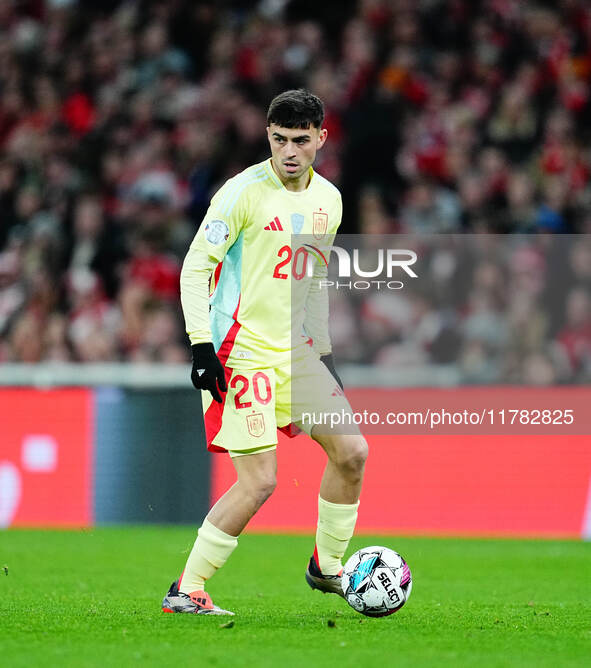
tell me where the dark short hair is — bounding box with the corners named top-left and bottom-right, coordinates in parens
top-left (267, 89), bottom-right (324, 129)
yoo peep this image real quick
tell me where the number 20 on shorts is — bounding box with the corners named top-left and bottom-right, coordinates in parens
top-left (230, 372), bottom-right (273, 409)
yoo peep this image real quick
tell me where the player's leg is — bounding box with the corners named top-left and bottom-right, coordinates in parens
top-left (163, 447), bottom-right (277, 614)
top-left (315, 430), bottom-right (367, 505)
top-left (310, 429), bottom-right (367, 580)
top-left (179, 448), bottom-right (276, 590)
top-left (287, 352), bottom-right (368, 594)
top-left (198, 447), bottom-right (278, 539)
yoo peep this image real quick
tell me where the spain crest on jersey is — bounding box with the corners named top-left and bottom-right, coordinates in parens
top-left (246, 413), bottom-right (265, 437)
top-left (313, 211), bottom-right (328, 239)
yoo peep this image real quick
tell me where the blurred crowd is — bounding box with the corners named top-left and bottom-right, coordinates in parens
top-left (0, 0), bottom-right (590, 379)
top-left (330, 235), bottom-right (591, 385)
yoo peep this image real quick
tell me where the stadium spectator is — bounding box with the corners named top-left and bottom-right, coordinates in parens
top-left (0, 0), bottom-right (589, 381)
top-left (556, 286), bottom-right (591, 380)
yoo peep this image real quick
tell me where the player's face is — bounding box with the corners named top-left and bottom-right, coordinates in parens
top-left (267, 124), bottom-right (328, 190)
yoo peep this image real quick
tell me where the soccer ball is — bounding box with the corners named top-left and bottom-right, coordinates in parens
top-left (341, 546), bottom-right (412, 617)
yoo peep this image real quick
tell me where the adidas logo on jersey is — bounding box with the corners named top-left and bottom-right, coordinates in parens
top-left (264, 217), bottom-right (284, 231)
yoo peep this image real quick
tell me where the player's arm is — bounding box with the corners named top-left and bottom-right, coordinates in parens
top-left (180, 182), bottom-right (245, 402)
top-left (304, 253), bottom-right (343, 389)
top-left (304, 195), bottom-right (343, 389)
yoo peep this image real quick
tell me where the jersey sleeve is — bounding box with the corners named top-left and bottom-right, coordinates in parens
top-left (180, 179), bottom-right (249, 344)
top-left (303, 192), bottom-right (342, 356)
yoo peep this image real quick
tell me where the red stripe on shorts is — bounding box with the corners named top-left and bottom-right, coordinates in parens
top-left (203, 298), bottom-right (241, 453)
top-left (278, 423), bottom-right (302, 439)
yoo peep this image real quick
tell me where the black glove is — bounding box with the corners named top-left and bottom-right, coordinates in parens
top-left (191, 343), bottom-right (227, 403)
top-left (320, 354), bottom-right (343, 390)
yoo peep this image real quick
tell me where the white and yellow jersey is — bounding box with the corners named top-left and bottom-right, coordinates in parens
top-left (180, 158), bottom-right (341, 369)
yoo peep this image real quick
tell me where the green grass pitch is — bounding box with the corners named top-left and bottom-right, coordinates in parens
top-left (1, 528), bottom-right (589, 667)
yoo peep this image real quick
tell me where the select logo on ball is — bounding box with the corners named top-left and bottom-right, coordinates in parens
top-left (342, 546), bottom-right (412, 617)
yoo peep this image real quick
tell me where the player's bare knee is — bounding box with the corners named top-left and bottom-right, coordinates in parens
top-left (329, 435), bottom-right (368, 479)
top-left (240, 472), bottom-right (277, 507)
top-left (341, 447), bottom-right (367, 480)
top-left (256, 475), bottom-right (277, 505)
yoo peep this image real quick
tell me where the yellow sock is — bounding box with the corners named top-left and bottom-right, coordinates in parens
top-left (315, 496), bottom-right (359, 575)
top-left (178, 518), bottom-right (238, 594)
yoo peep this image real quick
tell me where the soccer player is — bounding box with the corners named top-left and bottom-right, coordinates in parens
top-left (162, 89), bottom-right (367, 615)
